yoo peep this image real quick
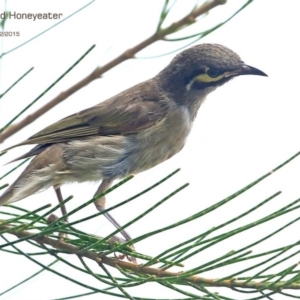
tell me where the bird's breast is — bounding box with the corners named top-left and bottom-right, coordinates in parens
top-left (127, 105), bottom-right (192, 174)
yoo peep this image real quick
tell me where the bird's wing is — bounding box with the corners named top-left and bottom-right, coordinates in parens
top-left (8, 82), bottom-right (167, 148)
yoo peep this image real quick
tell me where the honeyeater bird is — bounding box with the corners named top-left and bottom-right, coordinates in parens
top-left (0, 44), bottom-right (267, 242)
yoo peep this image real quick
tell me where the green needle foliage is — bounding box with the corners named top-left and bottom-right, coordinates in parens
top-left (1, 159), bottom-right (300, 299)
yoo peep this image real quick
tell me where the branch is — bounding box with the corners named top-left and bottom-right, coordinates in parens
top-left (2, 224), bottom-right (300, 292)
top-left (0, 0), bottom-right (226, 143)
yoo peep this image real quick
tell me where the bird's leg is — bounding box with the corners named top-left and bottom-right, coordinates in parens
top-left (47, 186), bottom-right (68, 239)
top-left (94, 179), bottom-right (136, 263)
top-left (94, 179), bottom-right (132, 242)
top-left (54, 186), bottom-right (68, 222)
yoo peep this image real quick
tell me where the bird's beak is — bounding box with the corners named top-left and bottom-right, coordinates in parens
top-left (225, 64), bottom-right (268, 78)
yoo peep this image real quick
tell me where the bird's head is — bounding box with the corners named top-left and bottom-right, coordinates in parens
top-left (158, 43), bottom-right (267, 107)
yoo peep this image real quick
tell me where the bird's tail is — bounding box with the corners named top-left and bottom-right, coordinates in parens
top-left (0, 144), bottom-right (64, 206)
top-left (0, 163), bottom-right (52, 206)
top-left (0, 186), bottom-right (14, 206)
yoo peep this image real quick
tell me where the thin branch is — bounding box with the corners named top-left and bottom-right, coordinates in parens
top-left (0, 67), bottom-right (34, 99)
top-left (0, 0), bottom-right (227, 143)
top-left (0, 45), bottom-right (96, 135)
top-left (1, 224), bottom-right (300, 292)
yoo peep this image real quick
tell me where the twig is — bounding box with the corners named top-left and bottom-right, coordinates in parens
top-left (1, 224), bottom-right (300, 292)
top-left (0, 0), bottom-right (226, 143)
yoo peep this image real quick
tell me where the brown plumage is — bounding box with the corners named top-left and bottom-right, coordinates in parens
top-left (0, 44), bottom-right (267, 241)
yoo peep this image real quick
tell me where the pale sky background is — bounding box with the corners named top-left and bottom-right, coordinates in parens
top-left (0, 1), bottom-right (300, 299)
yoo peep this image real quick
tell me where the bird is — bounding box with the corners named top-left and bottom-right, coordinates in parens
top-left (0, 43), bottom-right (267, 242)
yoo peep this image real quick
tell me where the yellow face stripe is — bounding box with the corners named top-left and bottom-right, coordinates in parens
top-left (194, 72), bottom-right (225, 83)
top-left (186, 68), bottom-right (226, 90)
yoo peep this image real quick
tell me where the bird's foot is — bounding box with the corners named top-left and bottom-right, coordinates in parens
top-left (47, 213), bottom-right (68, 240)
top-left (108, 236), bottom-right (137, 264)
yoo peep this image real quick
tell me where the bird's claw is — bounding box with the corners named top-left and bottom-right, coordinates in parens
top-left (108, 236), bottom-right (137, 264)
top-left (46, 213), bottom-right (68, 240)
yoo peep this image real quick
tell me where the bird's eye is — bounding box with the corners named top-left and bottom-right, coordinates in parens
top-left (186, 67), bottom-right (226, 87)
top-left (207, 68), bottom-right (223, 78)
